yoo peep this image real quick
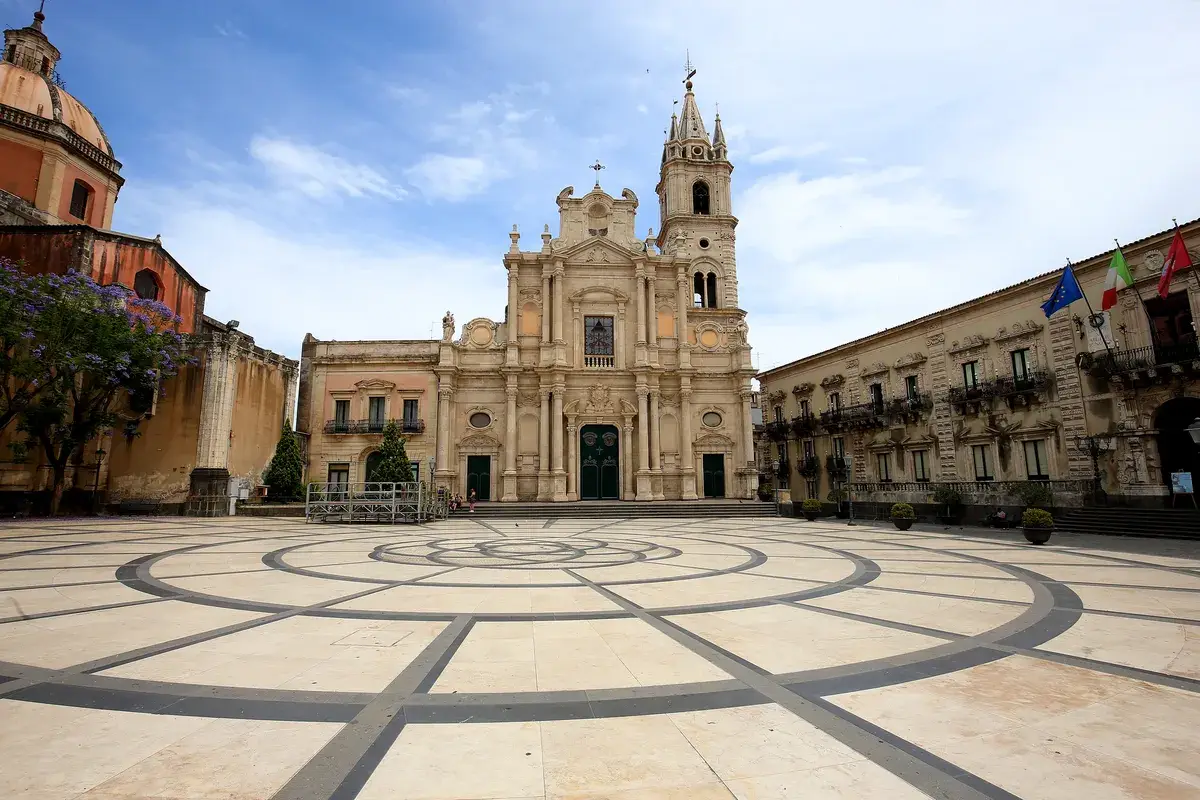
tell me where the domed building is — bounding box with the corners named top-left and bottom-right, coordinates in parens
top-left (0, 6), bottom-right (122, 226)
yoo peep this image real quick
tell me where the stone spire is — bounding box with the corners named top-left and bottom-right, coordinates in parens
top-left (712, 108), bottom-right (727, 160)
top-left (676, 79), bottom-right (710, 144)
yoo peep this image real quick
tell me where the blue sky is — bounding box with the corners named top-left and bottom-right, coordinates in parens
top-left (9, 0), bottom-right (1200, 370)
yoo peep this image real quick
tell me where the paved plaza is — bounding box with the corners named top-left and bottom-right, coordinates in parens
top-left (0, 515), bottom-right (1198, 799)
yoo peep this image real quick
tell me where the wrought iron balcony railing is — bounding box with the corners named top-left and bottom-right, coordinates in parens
top-left (820, 401), bottom-right (889, 431)
top-left (948, 372), bottom-right (1049, 411)
top-left (790, 413), bottom-right (818, 437)
top-left (1083, 341), bottom-right (1200, 378)
top-left (323, 418), bottom-right (426, 435)
top-left (826, 455), bottom-right (849, 478)
top-left (764, 420), bottom-right (791, 442)
top-left (797, 456), bottom-right (820, 477)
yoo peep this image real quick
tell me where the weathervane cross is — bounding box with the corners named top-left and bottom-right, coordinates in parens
top-left (683, 50), bottom-right (697, 84)
top-left (589, 160), bottom-right (605, 183)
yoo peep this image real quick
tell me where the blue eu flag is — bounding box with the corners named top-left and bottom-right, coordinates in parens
top-left (1041, 265), bottom-right (1084, 318)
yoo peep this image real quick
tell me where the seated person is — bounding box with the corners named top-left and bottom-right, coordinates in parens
top-left (991, 507), bottom-right (1008, 527)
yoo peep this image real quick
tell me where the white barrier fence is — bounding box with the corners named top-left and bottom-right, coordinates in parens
top-left (305, 482), bottom-right (449, 523)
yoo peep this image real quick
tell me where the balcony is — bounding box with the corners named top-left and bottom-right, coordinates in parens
top-left (950, 372), bottom-right (1050, 414)
top-left (826, 455), bottom-right (849, 480)
top-left (1082, 341), bottom-right (1200, 384)
top-left (819, 401), bottom-right (888, 432)
top-left (790, 413), bottom-right (818, 437)
top-left (583, 354), bottom-right (615, 369)
top-left (764, 420), bottom-right (791, 442)
top-left (797, 456), bottom-right (820, 478)
top-left (886, 393), bottom-right (933, 423)
top-left (323, 418), bottom-right (426, 435)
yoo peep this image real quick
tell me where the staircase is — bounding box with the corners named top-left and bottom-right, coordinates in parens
top-left (1054, 507), bottom-right (1200, 540)
top-left (466, 499), bottom-right (778, 520)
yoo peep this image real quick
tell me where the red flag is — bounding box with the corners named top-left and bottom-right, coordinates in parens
top-left (1158, 230), bottom-right (1193, 298)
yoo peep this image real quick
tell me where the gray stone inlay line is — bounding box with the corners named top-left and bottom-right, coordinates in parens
top-left (0, 580), bottom-right (406, 700)
top-left (269, 615), bottom-right (474, 800)
top-left (542, 518), bottom-right (557, 528)
top-left (469, 518), bottom-right (508, 537)
top-left (564, 569), bottom-right (1017, 800)
top-left (0, 595), bottom-right (172, 625)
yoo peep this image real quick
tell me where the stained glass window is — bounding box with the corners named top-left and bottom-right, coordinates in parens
top-left (584, 316), bottom-right (614, 356)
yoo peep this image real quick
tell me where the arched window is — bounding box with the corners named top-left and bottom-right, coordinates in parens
top-left (693, 272), bottom-right (705, 308)
top-left (365, 451), bottom-right (384, 482)
top-left (134, 269), bottom-right (160, 301)
top-left (706, 272), bottom-right (718, 308)
top-left (68, 180), bottom-right (92, 220)
top-left (40, 56), bottom-right (50, 76)
top-left (4, 45), bottom-right (15, 64)
top-left (692, 181), bottom-right (710, 215)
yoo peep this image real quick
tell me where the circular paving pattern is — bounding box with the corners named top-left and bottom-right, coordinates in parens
top-left (0, 515), bottom-right (1094, 731)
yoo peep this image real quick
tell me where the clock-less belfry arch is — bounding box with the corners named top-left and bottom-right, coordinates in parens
top-left (299, 69), bottom-right (756, 502)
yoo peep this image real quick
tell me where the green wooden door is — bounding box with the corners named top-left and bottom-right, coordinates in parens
top-left (702, 453), bottom-right (726, 498)
top-left (580, 425), bottom-right (620, 500)
top-left (466, 455), bottom-right (491, 501)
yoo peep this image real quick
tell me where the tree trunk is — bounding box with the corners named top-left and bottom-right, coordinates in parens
top-left (49, 462), bottom-right (66, 516)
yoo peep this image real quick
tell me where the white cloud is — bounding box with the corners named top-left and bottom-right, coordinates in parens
top-left (249, 136), bottom-right (406, 201)
top-left (405, 155), bottom-right (494, 202)
top-left (747, 142), bottom-right (828, 165)
top-left (214, 23), bottom-right (246, 39)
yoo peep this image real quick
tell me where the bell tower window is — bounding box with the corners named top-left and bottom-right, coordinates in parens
top-left (133, 269), bottom-right (160, 301)
top-left (692, 181), bottom-right (710, 215)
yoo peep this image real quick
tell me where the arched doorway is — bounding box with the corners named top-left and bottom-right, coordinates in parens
top-left (1153, 397), bottom-right (1200, 493)
top-left (579, 424), bottom-right (620, 500)
top-left (364, 451), bottom-right (383, 482)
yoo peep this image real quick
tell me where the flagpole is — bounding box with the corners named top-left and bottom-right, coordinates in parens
top-left (1114, 238), bottom-right (1159, 349)
top-left (1068, 257), bottom-right (1116, 360)
top-left (1174, 218), bottom-right (1200, 295)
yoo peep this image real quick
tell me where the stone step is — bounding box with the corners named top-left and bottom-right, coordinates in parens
top-left (1054, 507), bottom-right (1200, 540)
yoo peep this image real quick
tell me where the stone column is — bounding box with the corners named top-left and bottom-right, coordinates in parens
top-left (622, 420), bottom-right (635, 500)
top-left (541, 271), bottom-right (552, 343)
top-left (507, 264), bottom-right (519, 333)
top-left (676, 265), bottom-right (691, 368)
top-left (501, 383), bottom-right (518, 501)
top-left (635, 270), bottom-right (647, 345)
top-left (552, 265), bottom-right (564, 343)
top-left (436, 385), bottom-right (453, 474)
top-left (538, 389), bottom-right (550, 500)
top-left (190, 332), bottom-right (240, 515)
top-left (635, 386), bottom-right (652, 500)
top-left (650, 390), bottom-right (664, 500)
top-left (566, 420), bottom-right (578, 501)
top-left (647, 271), bottom-right (658, 351)
top-left (551, 386), bottom-right (566, 501)
top-left (740, 386), bottom-right (755, 499)
top-left (680, 385), bottom-right (697, 500)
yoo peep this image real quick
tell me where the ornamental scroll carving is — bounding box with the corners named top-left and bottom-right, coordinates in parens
top-left (860, 362), bottom-right (889, 379)
top-left (994, 320), bottom-right (1044, 342)
top-left (791, 383), bottom-right (814, 396)
top-left (585, 384), bottom-right (614, 413)
top-left (819, 374), bottom-right (845, 389)
top-left (893, 352), bottom-right (926, 369)
top-left (766, 390), bottom-right (786, 404)
top-left (517, 390), bottom-right (540, 408)
top-left (948, 334), bottom-right (990, 354)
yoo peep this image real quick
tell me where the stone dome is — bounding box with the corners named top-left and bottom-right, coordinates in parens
top-left (1, 10), bottom-right (114, 157)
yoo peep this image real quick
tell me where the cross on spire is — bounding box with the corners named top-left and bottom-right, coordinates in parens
top-left (683, 51), bottom-right (697, 87)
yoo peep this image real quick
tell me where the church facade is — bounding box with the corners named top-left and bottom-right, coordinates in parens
top-left (297, 80), bottom-right (757, 501)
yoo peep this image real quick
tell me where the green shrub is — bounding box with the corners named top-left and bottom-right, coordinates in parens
top-left (932, 486), bottom-right (961, 506)
top-left (757, 485), bottom-right (773, 501)
top-left (801, 498), bottom-right (822, 513)
top-left (890, 502), bottom-right (915, 519)
top-left (263, 420), bottom-right (304, 500)
top-left (826, 488), bottom-right (847, 502)
top-left (1021, 508), bottom-right (1054, 528)
top-left (1014, 481), bottom-right (1053, 508)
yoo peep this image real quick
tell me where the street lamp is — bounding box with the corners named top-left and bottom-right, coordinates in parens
top-left (1187, 418), bottom-right (1200, 446)
top-left (1074, 434), bottom-right (1110, 505)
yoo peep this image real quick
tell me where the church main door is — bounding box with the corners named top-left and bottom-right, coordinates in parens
top-left (702, 453), bottom-right (726, 498)
top-left (579, 424), bottom-right (620, 500)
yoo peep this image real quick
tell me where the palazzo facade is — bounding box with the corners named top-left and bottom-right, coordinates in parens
top-left (297, 80), bottom-right (757, 501)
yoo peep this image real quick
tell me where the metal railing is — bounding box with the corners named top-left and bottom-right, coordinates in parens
top-left (1086, 341), bottom-right (1200, 376)
top-left (305, 481), bottom-right (448, 523)
top-left (949, 372), bottom-right (1049, 404)
top-left (848, 479), bottom-right (1091, 498)
top-left (323, 418), bottom-right (426, 435)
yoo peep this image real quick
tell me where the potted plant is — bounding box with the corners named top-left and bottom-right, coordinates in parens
top-left (757, 485), bottom-right (773, 502)
top-left (890, 502), bottom-right (916, 531)
top-left (932, 486), bottom-right (962, 524)
top-left (827, 488), bottom-right (848, 518)
top-left (800, 498), bottom-right (822, 521)
top-left (1021, 508), bottom-right (1054, 544)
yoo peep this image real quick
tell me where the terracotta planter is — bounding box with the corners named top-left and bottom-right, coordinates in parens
top-left (803, 511), bottom-right (819, 521)
top-left (1023, 526), bottom-right (1053, 545)
top-left (892, 518), bottom-right (914, 531)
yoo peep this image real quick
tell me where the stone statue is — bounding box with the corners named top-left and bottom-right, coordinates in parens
top-left (441, 311), bottom-right (455, 342)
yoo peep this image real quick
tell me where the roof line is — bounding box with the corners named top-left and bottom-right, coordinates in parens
top-left (757, 214), bottom-right (1200, 378)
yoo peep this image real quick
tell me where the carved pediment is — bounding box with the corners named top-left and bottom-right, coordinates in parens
top-left (458, 318), bottom-right (503, 348)
top-left (459, 432), bottom-right (501, 451)
top-left (584, 384), bottom-right (614, 413)
top-left (557, 235), bottom-right (637, 264)
top-left (517, 390), bottom-right (540, 408)
top-left (694, 432), bottom-right (735, 449)
top-left (766, 390), bottom-right (786, 404)
top-left (791, 383), bottom-right (814, 396)
top-left (568, 285), bottom-right (630, 304)
top-left (820, 374), bottom-right (845, 389)
top-left (860, 362), bottom-right (889, 379)
top-left (949, 334), bottom-right (990, 354)
top-left (619, 398), bottom-right (637, 416)
top-left (354, 378), bottom-right (396, 391)
top-left (894, 352), bottom-right (927, 370)
top-left (994, 320), bottom-right (1045, 342)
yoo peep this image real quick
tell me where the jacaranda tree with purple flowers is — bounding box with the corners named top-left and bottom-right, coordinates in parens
top-left (11, 267), bottom-right (192, 514)
top-left (0, 259), bottom-right (54, 436)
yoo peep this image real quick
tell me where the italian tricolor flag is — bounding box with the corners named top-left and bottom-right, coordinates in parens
top-left (1101, 249), bottom-right (1133, 311)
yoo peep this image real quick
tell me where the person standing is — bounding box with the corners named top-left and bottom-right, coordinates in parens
top-left (469, 488), bottom-right (477, 513)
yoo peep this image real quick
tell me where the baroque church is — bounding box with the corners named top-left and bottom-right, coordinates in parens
top-left (297, 78), bottom-right (757, 501)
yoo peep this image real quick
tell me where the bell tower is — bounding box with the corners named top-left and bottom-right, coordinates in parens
top-left (655, 65), bottom-right (738, 308)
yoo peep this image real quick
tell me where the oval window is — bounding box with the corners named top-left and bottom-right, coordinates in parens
top-left (692, 145), bottom-right (703, 156)
top-left (698, 238), bottom-right (710, 249)
top-left (702, 411), bottom-right (722, 428)
top-left (469, 412), bottom-right (491, 428)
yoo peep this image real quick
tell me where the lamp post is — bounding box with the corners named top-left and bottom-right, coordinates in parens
top-left (91, 448), bottom-right (106, 515)
top-left (1073, 434), bottom-right (1109, 506)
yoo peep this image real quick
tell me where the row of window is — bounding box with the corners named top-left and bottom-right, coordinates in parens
top-left (963, 348), bottom-right (1032, 389)
top-left (334, 398), bottom-right (420, 426)
top-left (780, 436), bottom-right (1051, 482)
